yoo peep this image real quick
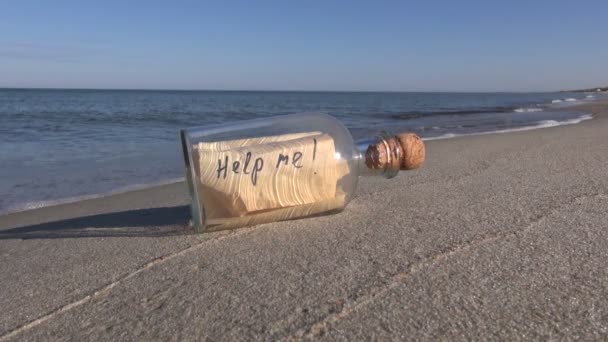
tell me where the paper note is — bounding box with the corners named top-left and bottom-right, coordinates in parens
top-left (195, 133), bottom-right (348, 219)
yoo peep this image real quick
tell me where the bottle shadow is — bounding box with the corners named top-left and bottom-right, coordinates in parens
top-left (0, 206), bottom-right (194, 239)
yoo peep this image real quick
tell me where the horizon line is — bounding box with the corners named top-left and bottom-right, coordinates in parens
top-left (0, 86), bottom-right (592, 93)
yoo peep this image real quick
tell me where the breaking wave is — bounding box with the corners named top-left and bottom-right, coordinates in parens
top-left (514, 107), bottom-right (543, 113)
top-left (424, 114), bottom-right (592, 141)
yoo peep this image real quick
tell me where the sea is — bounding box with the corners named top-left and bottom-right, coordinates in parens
top-left (1, 89), bottom-right (604, 214)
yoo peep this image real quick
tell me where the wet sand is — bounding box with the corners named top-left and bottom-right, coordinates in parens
top-left (1, 100), bottom-right (608, 340)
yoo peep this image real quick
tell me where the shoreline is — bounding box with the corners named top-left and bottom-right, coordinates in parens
top-left (1, 99), bottom-right (607, 230)
top-left (1, 99), bottom-right (605, 217)
top-left (0, 177), bottom-right (186, 217)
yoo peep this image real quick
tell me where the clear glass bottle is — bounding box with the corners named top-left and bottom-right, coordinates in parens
top-left (180, 112), bottom-right (424, 233)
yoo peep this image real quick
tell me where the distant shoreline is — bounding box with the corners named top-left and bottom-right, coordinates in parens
top-left (564, 86), bottom-right (608, 93)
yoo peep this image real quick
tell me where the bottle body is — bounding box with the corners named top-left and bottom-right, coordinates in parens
top-left (180, 112), bottom-right (361, 232)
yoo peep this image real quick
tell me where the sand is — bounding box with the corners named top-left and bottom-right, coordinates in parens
top-left (1, 101), bottom-right (608, 340)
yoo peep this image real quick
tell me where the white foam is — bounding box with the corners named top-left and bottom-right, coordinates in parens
top-left (514, 107), bottom-right (543, 113)
top-left (565, 98), bottom-right (578, 102)
top-left (433, 133), bottom-right (456, 139)
top-left (1, 177), bottom-right (185, 215)
top-left (586, 95), bottom-right (595, 99)
top-left (423, 114), bottom-right (592, 141)
top-left (551, 99), bottom-right (563, 103)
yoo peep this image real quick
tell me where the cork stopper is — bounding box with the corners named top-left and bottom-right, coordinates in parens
top-left (365, 133), bottom-right (425, 171)
top-left (397, 133), bottom-right (425, 170)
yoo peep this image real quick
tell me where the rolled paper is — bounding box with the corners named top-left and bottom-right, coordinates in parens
top-left (195, 133), bottom-right (350, 221)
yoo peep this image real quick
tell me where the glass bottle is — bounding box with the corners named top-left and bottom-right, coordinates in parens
top-left (180, 112), bottom-right (424, 233)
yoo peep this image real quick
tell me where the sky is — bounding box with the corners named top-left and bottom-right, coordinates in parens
top-left (1, 1), bottom-right (607, 92)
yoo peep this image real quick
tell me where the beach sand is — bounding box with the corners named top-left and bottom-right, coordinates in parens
top-left (1, 100), bottom-right (608, 340)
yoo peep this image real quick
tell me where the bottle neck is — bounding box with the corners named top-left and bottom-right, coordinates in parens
top-left (355, 132), bottom-right (402, 179)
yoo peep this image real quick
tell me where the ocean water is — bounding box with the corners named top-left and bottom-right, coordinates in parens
top-left (0, 89), bottom-right (603, 213)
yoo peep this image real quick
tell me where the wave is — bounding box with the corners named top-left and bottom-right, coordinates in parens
top-left (424, 114), bottom-right (592, 141)
top-left (386, 107), bottom-right (513, 120)
top-left (552, 99), bottom-right (563, 103)
top-left (565, 98), bottom-right (578, 102)
top-left (514, 107), bottom-right (543, 113)
top-left (0, 177), bottom-right (185, 215)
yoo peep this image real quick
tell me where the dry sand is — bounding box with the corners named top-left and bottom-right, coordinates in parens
top-left (1, 101), bottom-right (608, 340)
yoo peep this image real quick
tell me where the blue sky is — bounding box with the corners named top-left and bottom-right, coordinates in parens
top-left (1, 1), bottom-right (607, 92)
